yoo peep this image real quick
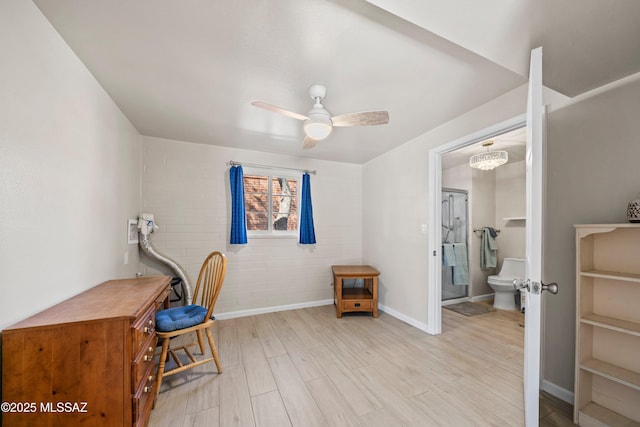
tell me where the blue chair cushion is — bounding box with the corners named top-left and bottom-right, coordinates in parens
top-left (155, 304), bottom-right (211, 332)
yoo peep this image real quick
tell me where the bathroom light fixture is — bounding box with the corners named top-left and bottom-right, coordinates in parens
top-left (469, 141), bottom-right (508, 170)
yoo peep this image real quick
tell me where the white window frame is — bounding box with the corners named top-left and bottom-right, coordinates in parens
top-left (243, 167), bottom-right (301, 239)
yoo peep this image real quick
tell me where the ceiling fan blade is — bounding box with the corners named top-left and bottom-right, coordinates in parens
top-left (302, 136), bottom-right (318, 150)
top-left (251, 101), bottom-right (309, 121)
top-left (331, 111), bottom-right (389, 127)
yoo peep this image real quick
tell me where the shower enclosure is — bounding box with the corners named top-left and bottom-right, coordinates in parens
top-left (442, 188), bottom-right (469, 301)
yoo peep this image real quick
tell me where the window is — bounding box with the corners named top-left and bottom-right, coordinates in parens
top-left (243, 170), bottom-right (299, 235)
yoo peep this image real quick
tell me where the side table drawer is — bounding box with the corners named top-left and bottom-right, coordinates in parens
top-left (342, 299), bottom-right (373, 312)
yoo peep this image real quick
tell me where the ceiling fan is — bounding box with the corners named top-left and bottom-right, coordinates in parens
top-left (251, 84), bottom-right (389, 149)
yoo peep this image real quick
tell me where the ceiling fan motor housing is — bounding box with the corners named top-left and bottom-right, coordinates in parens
top-left (308, 84), bottom-right (327, 101)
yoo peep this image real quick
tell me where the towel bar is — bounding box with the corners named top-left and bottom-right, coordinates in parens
top-left (472, 228), bottom-right (500, 236)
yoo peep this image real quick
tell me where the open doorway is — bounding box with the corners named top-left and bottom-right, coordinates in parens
top-left (427, 115), bottom-right (526, 334)
top-left (440, 127), bottom-right (527, 309)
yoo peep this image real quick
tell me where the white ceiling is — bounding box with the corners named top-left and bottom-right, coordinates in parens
top-left (33, 0), bottom-right (640, 164)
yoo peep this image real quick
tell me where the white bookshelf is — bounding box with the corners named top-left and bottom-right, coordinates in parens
top-left (574, 224), bottom-right (640, 426)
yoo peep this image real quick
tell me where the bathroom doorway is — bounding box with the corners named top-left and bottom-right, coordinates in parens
top-left (426, 115), bottom-right (527, 333)
top-left (439, 126), bottom-right (527, 308)
top-left (441, 188), bottom-right (469, 303)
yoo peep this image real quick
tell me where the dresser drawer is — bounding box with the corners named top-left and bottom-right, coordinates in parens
top-left (342, 299), bottom-right (373, 311)
top-left (132, 363), bottom-right (155, 427)
top-left (132, 305), bottom-right (156, 356)
top-left (132, 335), bottom-right (157, 392)
top-left (155, 286), bottom-right (171, 310)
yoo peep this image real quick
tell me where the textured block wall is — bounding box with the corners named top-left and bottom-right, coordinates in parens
top-left (140, 136), bottom-right (363, 316)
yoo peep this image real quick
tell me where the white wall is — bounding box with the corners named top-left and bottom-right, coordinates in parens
top-left (495, 159), bottom-right (526, 264)
top-left (0, 1), bottom-right (141, 330)
top-left (363, 85), bottom-right (530, 325)
top-left (470, 168), bottom-right (497, 296)
top-left (544, 76), bottom-right (640, 393)
top-left (140, 136), bottom-right (362, 316)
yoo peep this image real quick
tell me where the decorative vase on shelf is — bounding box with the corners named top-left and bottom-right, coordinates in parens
top-left (627, 195), bottom-right (640, 223)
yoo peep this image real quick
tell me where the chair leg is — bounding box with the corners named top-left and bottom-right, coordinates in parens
top-left (205, 328), bottom-right (222, 374)
top-left (154, 337), bottom-right (170, 406)
top-left (196, 329), bottom-right (205, 354)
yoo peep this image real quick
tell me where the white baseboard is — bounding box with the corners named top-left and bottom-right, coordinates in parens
top-left (441, 297), bottom-right (471, 306)
top-left (216, 299), bottom-right (434, 336)
top-left (378, 304), bottom-right (431, 334)
top-left (471, 293), bottom-right (494, 302)
top-left (541, 379), bottom-right (574, 405)
top-left (215, 299), bottom-right (333, 320)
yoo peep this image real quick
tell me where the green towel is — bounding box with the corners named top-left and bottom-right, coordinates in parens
top-left (481, 228), bottom-right (497, 270)
top-left (452, 243), bottom-right (469, 285)
top-left (442, 244), bottom-right (456, 267)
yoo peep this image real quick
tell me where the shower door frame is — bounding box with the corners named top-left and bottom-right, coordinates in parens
top-left (441, 188), bottom-right (469, 302)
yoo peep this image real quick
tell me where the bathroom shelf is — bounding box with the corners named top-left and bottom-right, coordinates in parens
top-left (574, 224), bottom-right (640, 425)
top-left (503, 216), bottom-right (526, 221)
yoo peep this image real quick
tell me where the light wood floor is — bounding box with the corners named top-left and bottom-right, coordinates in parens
top-left (149, 303), bottom-right (575, 427)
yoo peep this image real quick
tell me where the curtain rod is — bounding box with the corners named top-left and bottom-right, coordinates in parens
top-left (228, 161), bottom-right (317, 175)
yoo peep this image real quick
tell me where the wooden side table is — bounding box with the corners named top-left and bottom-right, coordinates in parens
top-left (332, 265), bottom-right (380, 318)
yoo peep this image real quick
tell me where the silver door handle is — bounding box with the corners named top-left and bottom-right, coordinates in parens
top-left (541, 281), bottom-right (558, 294)
top-left (513, 279), bottom-right (529, 291)
top-left (514, 279), bottom-right (558, 294)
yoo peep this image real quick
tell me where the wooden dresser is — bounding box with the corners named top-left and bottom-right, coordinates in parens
top-left (2, 275), bottom-right (171, 427)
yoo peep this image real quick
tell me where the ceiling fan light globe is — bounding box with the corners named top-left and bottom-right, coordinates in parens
top-left (304, 113), bottom-right (332, 140)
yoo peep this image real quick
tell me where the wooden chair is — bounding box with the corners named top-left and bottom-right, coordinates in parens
top-left (154, 251), bottom-right (226, 403)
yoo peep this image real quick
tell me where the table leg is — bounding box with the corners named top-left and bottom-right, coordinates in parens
top-left (372, 276), bottom-right (378, 317)
top-left (335, 275), bottom-right (343, 318)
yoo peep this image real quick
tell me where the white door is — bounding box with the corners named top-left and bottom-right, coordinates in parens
top-left (523, 46), bottom-right (551, 427)
top-left (428, 46), bottom-right (554, 426)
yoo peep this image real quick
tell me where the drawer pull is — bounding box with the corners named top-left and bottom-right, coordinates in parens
top-left (143, 347), bottom-right (154, 362)
top-left (143, 319), bottom-right (155, 334)
top-left (354, 303), bottom-right (361, 307)
top-left (144, 384), bottom-right (153, 393)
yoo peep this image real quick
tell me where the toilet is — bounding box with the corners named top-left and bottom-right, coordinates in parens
top-left (488, 258), bottom-right (525, 310)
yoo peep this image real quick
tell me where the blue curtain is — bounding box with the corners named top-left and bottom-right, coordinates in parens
top-left (229, 165), bottom-right (247, 244)
top-left (299, 173), bottom-right (316, 244)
